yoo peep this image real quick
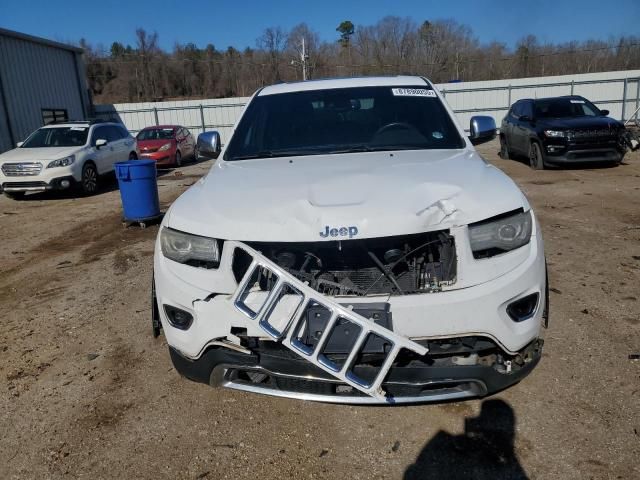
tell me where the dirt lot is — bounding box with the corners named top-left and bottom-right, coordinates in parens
top-left (1, 142), bottom-right (639, 480)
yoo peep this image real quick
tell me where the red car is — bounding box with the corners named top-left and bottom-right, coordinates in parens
top-left (136, 125), bottom-right (196, 167)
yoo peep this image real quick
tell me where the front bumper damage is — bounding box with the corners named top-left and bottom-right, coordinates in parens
top-left (155, 235), bottom-right (546, 404)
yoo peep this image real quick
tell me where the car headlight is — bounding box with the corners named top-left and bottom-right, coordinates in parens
top-left (160, 227), bottom-right (220, 268)
top-left (47, 155), bottom-right (75, 168)
top-left (468, 210), bottom-right (532, 258)
top-left (158, 143), bottom-right (172, 152)
top-left (543, 130), bottom-right (566, 138)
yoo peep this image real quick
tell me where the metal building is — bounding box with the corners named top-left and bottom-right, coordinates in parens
top-left (0, 28), bottom-right (90, 153)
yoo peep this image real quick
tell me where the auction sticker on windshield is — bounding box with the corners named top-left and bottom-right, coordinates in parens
top-left (392, 88), bottom-right (436, 97)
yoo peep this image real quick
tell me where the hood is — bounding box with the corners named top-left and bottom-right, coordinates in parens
top-left (537, 116), bottom-right (622, 130)
top-left (0, 146), bottom-right (79, 163)
top-left (138, 139), bottom-right (175, 151)
top-left (167, 149), bottom-right (530, 242)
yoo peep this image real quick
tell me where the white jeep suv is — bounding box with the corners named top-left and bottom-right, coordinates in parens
top-left (153, 76), bottom-right (547, 404)
top-left (0, 120), bottom-right (138, 199)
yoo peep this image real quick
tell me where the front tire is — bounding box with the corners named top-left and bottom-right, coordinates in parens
top-left (174, 150), bottom-right (182, 167)
top-left (499, 135), bottom-right (512, 159)
top-left (129, 152), bottom-right (138, 160)
top-left (529, 141), bottom-right (545, 170)
top-left (80, 163), bottom-right (98, 195)
top-left (3, 191), bottom-right (25, 200)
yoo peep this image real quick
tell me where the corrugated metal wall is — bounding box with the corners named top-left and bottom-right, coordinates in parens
top-left (0, 31), bottom-right (89, 151)
top-left (95, 69), bottom-right (640, 144)
top-left (0, 82), bottom-right (12, 153)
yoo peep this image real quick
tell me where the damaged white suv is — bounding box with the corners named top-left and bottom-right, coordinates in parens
top-left (153, 76), bottom-right (547, 404)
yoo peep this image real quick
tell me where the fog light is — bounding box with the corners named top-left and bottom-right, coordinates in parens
top-left (60, 179), bottom-right (71, 189)
top-left (163, 304), bottom-right (194, 330)
top-left (507, 293), bottom-right (539, 322)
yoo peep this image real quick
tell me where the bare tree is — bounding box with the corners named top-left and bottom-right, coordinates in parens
top-left (257, 27), bottom-right (286, 82)
top-left (80, 20), bottom-right (640, 104)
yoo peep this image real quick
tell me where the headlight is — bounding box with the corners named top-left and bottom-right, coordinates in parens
top-left (543, 130), bottom-right (566, 138)
top-left (160, 227), bottom-right (220, 268)
top-left (47, 155), bottom-right (75, 168)
top-left (158, 143), bottom-right (172, 152)
top-left (468, 210), bottom-right (532, 258)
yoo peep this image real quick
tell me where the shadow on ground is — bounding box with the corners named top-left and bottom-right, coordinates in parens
top-left (404, 399), bottom-right (528, 480)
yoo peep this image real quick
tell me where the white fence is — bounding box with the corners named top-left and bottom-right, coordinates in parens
top-left (94, 96), bottom-right (249, 142)
top-left (439, 70), bottom-right (640, 128)
top-left (94, 69), bottom-right (640, 143)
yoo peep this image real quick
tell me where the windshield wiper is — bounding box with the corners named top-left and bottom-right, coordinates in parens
top-left (230, 149), bottom-right (320, 160)
top-left (327, 145), bottom-right (374, 154)
top-left (229, 151), bottom-right (276, 160)
top-left (369, 144), bottom-right (432, 152)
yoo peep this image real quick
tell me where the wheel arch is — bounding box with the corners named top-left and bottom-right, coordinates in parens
top-left (80, 158), bottom-right (97, 176)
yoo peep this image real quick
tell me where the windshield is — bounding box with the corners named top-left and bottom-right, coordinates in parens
top-left (534, 98), bottom-right (601, 119)
top-left (137, 128), bottom-right (175, 140)
top-left (224, 86), bottom-right (465, 161)
top-left (21, 127), bottom-right (89, 148)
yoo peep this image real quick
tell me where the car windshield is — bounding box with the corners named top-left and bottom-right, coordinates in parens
top-left (534, 98), bottom-right (601, 119)
top-left (224, 86), bottom-right (465, 161)
top-left (21, 127), bottom-right (89, 148)
top-left (137, 128), bottom-right (175, 140)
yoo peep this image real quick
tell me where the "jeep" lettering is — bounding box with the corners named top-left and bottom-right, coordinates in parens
top-left (319, 225), bottom-right (358, 238)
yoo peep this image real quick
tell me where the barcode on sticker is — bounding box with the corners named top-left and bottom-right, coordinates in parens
top-left (392, 88), bottom-right (436, 97)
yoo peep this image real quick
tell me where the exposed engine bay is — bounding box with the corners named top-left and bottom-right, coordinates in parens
top-left (244, 230), bottom-right (457, 297)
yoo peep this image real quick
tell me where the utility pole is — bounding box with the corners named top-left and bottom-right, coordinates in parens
top-left (291, 37), bottom-right (310, 81)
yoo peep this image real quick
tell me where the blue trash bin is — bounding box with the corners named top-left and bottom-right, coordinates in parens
top-left (115, 160), bottom-right (160, 223)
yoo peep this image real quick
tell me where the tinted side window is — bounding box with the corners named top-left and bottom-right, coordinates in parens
top-left (117, 125), bottom-right (130, 138)
top-left (105, 126), bottom-right (122, 142)
top-left (522, 101), bottom-right (533, 119)
top-left (91, 126), bottom-right (108, 145)
top-left (510, 102), bottom-right (522, 119)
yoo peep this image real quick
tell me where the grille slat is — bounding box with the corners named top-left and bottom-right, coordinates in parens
top-left (1, 162), bottom-right (43, 176)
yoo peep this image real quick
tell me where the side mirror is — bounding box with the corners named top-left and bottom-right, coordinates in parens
top-left (196, 131), bottom-right (221, 159)
top-left (469, 116), bottom-right (497, 146)
top-left (16, 141), bottom-right (23, 148)
top-left (600, 109), bottom-right (609, 116)
top-left (95, 138), bottom-right (108, 149)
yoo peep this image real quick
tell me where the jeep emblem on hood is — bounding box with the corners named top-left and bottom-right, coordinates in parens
top-left (319, 225), bottom-right (358, 238)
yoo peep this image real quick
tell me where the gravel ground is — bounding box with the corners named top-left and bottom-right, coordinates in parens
top-left (0, 142), bottom-right (639, 480)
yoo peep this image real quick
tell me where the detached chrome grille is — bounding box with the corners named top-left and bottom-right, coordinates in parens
top-left (1, 162), bottom-right (43, 176)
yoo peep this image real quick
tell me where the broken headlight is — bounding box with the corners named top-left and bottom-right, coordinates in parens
top-left (160, 227), bottom-right (220, 268)
top-left (468, 210), bottom-right (532, 258)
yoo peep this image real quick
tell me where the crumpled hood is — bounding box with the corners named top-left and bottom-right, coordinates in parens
top-left (0, 146), bottom-right (79, 164)
top-left (167, 149), bottom-right (530, 241)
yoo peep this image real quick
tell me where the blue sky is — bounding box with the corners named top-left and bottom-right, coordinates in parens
top-left (1, 0), bottom-right (638, 52)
